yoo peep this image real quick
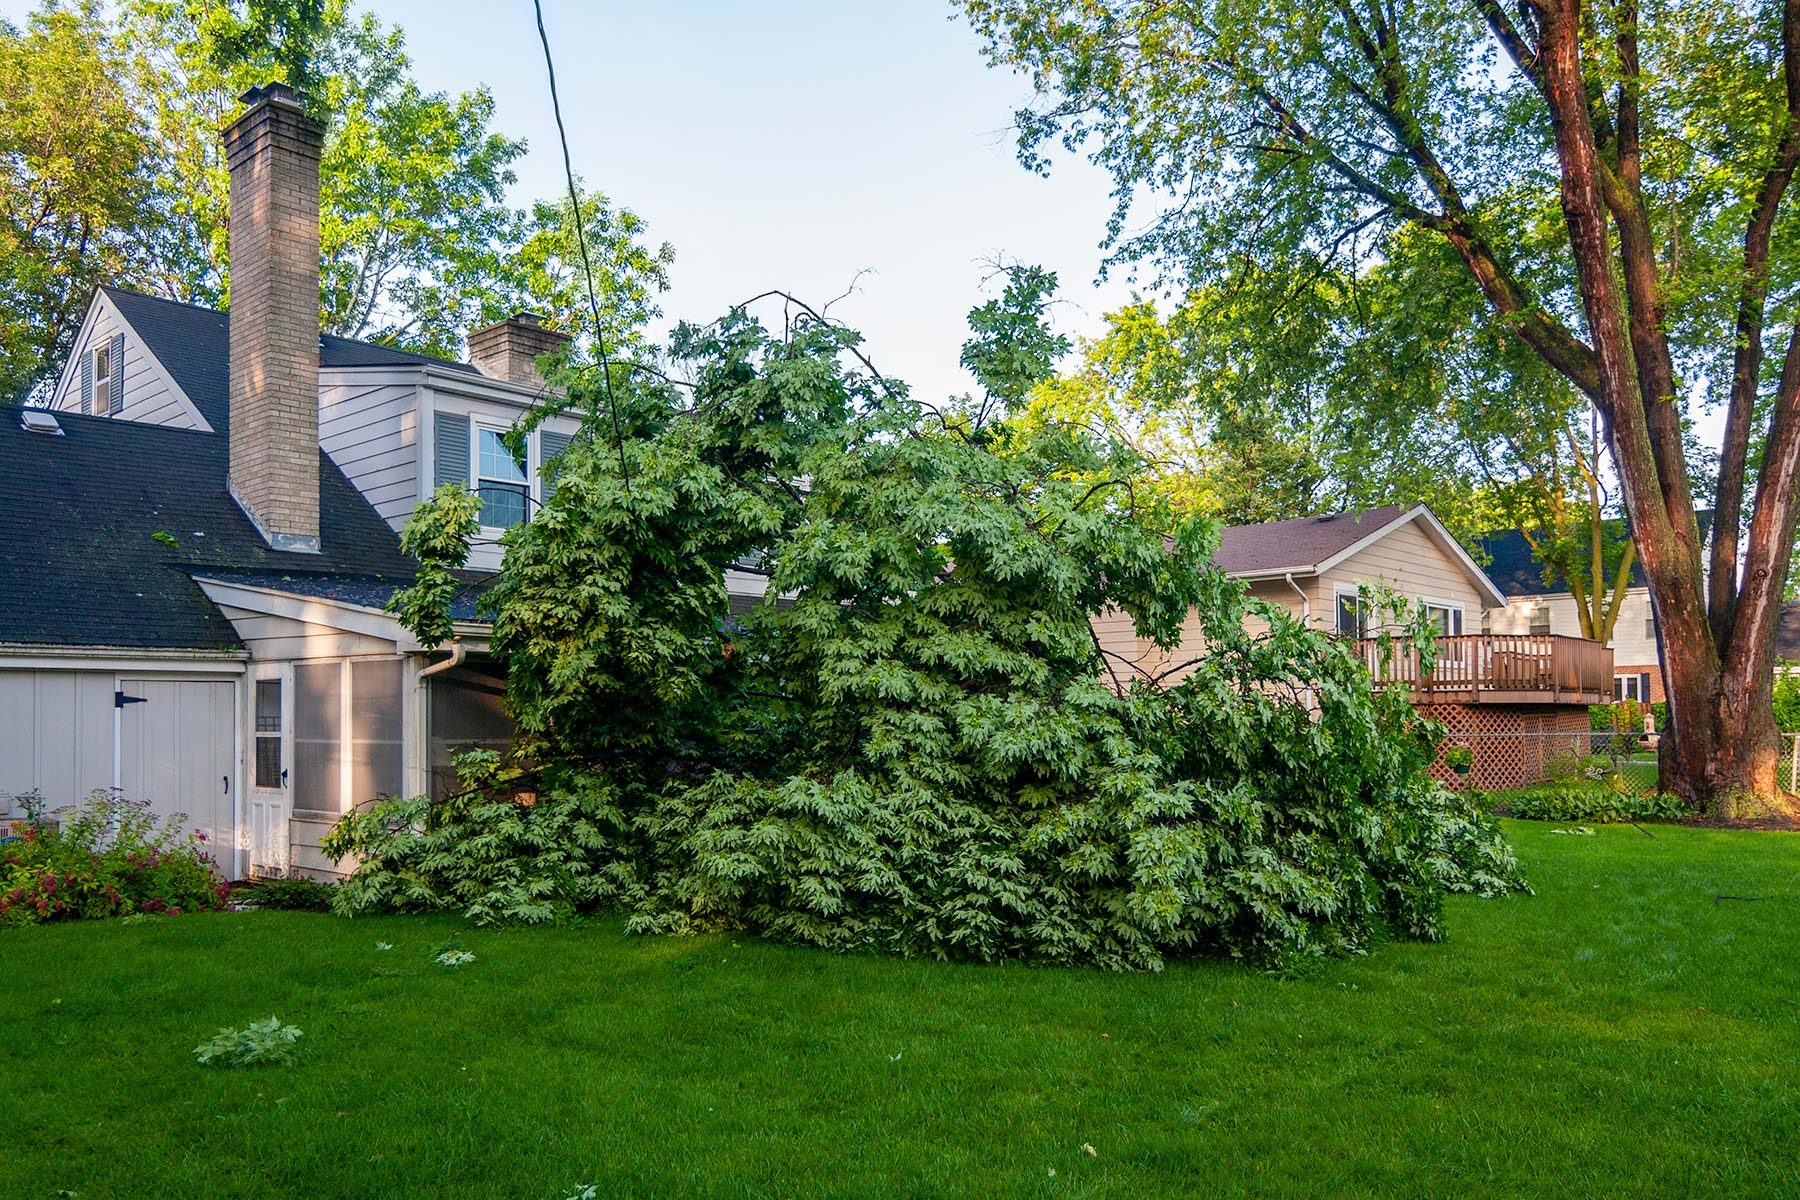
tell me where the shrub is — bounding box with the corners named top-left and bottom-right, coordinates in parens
top-left (240, 876), bottom-right (337, 912)
top-left (193, 1017), bottom-right (303, 1067)
top-left (1490, 781), bottom-right (1692, 824)
top-left (1773, 666), bottom-right (1800, 733)
top-left (0, 791), bottom-right (227, 926)
top-left (1442, 746), bottom-right (1473, 772)
top-left (324, 751), bottom-right (636, 926)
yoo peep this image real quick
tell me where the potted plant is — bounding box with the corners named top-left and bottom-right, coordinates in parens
top-left (1443, 746), bottom-right (1474, 776)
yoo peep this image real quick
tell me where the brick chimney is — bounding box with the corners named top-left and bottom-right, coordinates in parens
top-left (468, 312), bottom-right (572, 389)
top-left (223, 83), bottom-right (324, 553)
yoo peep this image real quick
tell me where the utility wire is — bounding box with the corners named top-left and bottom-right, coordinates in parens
top-left (532, 0), bottom-right (632, 498)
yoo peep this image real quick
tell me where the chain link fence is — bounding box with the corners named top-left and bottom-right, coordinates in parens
top-left (1435, 729), bottom-right (1800, 798)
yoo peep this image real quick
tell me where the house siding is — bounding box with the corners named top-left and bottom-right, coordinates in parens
top-left (318, 368), bottom-right (421, 527)
top-left (1312, 518), bottom-right (1484, 630)
top-left (50, 298), bottom-right (207, 431)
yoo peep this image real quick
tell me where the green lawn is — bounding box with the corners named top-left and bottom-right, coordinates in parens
top-left (3, 822), bottom-right (1797, 1199)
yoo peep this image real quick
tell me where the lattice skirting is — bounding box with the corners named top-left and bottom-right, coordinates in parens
top-left (1421, 705), bottom-right (1595, 791)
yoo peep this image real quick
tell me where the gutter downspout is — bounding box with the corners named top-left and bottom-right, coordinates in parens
top-left (418, 637), bottom-right (466, 681)
top-left (1283, 573), bottom-right (1311, 626)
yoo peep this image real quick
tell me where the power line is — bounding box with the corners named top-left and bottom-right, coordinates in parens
top-left (532, 0), bottom-right (632, 498)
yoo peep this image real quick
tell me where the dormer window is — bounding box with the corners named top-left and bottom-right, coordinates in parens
top-left (90, 346), bottom-right (113, 415)
top-left (476, 425), bottom-right (529, 529)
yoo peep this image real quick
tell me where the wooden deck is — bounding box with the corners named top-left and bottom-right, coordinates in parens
top-left (1354, 634), bottom-right (1613, 706)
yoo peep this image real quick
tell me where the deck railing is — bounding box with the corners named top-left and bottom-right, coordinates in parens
top-left (1352, 634), bottom-right (1613, 704)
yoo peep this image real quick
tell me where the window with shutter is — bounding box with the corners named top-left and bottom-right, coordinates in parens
top-left (434, 410), bottom-right (470, 489)
top-left (108, 333), bottom-right (125, 413)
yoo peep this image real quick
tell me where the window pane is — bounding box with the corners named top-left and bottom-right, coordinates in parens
top-left (478, 428), bottom-right (526, 483)
top-left (294, 662), bottom-right (342, 812)
top-left (479, 480), bottom-right (529, 528)
top-left (254, 736), bottom-right (281, 789)
top-left (255, 679), bottom-right (281, 732)
top-left (1336, 595), bottom-right (1360, 636)
top-left (350, 659), bottom-right (405, 805)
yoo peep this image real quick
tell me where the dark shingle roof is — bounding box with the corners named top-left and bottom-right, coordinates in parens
top-left (1214, 505), bottom-right (1413, 574)
top-left (101, 287), bottom-right (479, 432)
top-left (1468, 527), bottom-right (1647, 597)
top-left (0, 406), bottom-right (418, 649)
top-left (189, 566), bottom-right (490, 623)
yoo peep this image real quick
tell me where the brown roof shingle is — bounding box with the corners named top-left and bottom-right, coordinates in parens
top-left (1213, 505), bottom-right (1413, 574)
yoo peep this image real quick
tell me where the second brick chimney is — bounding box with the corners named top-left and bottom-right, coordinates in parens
top-left (468, 312), bottom-right (572, 390)
top-left (224, 83), bottom-right (324, 553)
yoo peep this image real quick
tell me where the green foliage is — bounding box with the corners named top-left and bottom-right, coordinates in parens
top-left (241, 876), bottom-right (336, 912)
top-left (0, 3), bottom-right (156, 401)
top-left (115, 0), bottom-right (672, 357)
top-left (387, 482), bottom-right (480, 649)
top-left (1772, 666), bottom-right (1800, 734)
top-left (324, 750), bottom-right (637, 926)
top-left (193, 1016), bottom-right (303, 1067)
top-left (1490, 783), bottom-right (1692, 825)
top-left (1442, 746), bottom-right (1473, 771)
top-left (335, 283), bottom-right (1525, 971)
top-left (0, 791), bottom-right (228, 925)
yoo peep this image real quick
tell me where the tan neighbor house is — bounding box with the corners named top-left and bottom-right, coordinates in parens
top-left (1095, 504), bottom-right (1614, 790)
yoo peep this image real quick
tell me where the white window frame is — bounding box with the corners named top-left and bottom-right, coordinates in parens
top-left (1332, 586), bottom-right (1369, 638)
top-left (1614, 673), bottom-right (1649, 703)
top-left (1418, 596), bottom-right (1465, 637)
top-left (291, 655), bottom-right (407, 819)
top-left (1528, 603), bottom-right (1553, 636)
top-left (472, 421), bottom-right (535, 533)
top-left (90, 345), bottom-right (113, 414)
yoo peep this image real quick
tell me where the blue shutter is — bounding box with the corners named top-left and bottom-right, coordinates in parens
top-left (434, 411), bottom-right (470, 490)
top-left (1641, 673), bottom-right (1651, 703)
top-left (540, 430), bottom-right (572, 499)
top-left (79, 348), bottom-right (92, 412)
top-left (108, 333), bottom-right (125, 413)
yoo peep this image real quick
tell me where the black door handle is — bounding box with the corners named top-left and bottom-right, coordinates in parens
top-left (222, 775), bottom-right (229, 794)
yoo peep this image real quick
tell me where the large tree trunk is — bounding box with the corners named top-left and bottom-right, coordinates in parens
top-left (1535, 0), bottom-right (1798, 817)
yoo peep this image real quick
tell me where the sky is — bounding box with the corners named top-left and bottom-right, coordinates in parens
top-left (369, 0), bottom-right (1143, 401)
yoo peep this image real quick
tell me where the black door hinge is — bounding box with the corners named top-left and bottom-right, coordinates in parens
top-left (114, 691), bottom-right (148, 708)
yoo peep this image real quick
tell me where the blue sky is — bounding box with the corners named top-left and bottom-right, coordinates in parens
top-left (390, 0), bottom-right (1139, 400)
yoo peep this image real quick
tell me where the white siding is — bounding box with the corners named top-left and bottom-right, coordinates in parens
top-left (215, 604), bottom-right (400, 661)
top-left (49, 296), bottom-right (209, 430)
top-left (318, 368), bottom-right (421, 526)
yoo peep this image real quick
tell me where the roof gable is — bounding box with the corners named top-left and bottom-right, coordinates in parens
top-left (96, 286), bottom-right (481, 433)
top-left (1216, 504), bottom-right (1507, 607)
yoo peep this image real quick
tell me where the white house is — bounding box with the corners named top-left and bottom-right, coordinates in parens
top-left (0, 83), bottom-right (759, 878)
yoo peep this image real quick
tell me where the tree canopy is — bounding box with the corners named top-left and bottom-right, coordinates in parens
top-left (963, 0), bottom-right (1800, 808)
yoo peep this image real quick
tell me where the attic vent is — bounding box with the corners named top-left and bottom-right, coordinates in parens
top-left (20, 409), bottom-right (62, 435)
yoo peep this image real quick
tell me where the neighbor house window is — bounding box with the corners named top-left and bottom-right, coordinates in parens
top-left (1335, 592), bottom-right (1367, 638)
top-left (1529, 604), bottom-right (1552, 636)
top-left (1645, 604), bottom-right (1657, 641)
top-left (476, 426), bottom-right (530, 528)
top-left (1421, 601), bottom-right (1464, 636)
top-left (1615, 673), bottom-right (1650, 702)
top-left (292, 658), bottom-right (405, 814)
top-left (90, 346), bottom-right (112, 415)
top-left (254, 679), bottom-right (283, 789)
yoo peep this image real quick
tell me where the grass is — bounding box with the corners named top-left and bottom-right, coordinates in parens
top-left (3, 822), bottom-right (1797, 1199)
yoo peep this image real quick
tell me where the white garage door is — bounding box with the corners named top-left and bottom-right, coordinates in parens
top-left (0, 670), bottom-right (115, 808)
top-left (118, 678), bottom-right (237, 861)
